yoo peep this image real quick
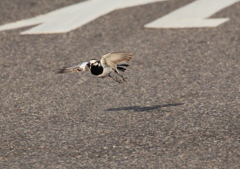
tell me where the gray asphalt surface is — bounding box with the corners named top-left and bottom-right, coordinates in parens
top-left (1, 0), bottom-right (240, 168)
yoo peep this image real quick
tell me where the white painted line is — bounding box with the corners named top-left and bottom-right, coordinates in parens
top-left (0, 0), bottom-right (166, 34)
top-left (145, 0), bottom-right (240, 28)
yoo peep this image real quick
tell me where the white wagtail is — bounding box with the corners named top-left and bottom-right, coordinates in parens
top-left (57, 52), bottom-right (133, 83)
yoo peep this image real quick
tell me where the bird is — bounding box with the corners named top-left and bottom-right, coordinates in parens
top-left (57, 52), bottom-right (133, 83)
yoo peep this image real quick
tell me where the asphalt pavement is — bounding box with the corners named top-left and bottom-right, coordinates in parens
top-left (0, 0), bottom-right (240, 168)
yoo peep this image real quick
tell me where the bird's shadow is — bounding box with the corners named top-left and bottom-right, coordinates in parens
top-left (106, 103), bottom-right (184, 112)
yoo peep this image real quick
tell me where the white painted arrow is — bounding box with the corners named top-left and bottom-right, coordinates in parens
top-left (0, 0), bottom-right (166, 34)
top-left (145, 0), bottom-right (240, 28)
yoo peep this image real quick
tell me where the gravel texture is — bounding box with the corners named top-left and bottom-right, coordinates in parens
top-left (0, 0), bottom-right (240, 168)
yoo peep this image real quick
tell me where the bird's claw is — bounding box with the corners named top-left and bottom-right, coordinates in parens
top-left (109, 74), bottom-right (128, 83)
top-left (122, 77), bottom-right (128, 82)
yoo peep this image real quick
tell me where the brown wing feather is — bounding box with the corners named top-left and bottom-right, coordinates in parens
top-left (100, 52), bottom-right (133, 69)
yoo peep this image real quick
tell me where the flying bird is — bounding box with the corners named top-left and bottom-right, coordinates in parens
top-left (57, 52), bottom-right (133, 83)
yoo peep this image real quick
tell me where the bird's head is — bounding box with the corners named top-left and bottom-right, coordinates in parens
top-left (89, 59), bottom-right (99, 66)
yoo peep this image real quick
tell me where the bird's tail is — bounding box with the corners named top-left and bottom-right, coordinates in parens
top-left (57, 62), bottom-right (90, 74)
top-left (57, 65), bottom-right (82, 74)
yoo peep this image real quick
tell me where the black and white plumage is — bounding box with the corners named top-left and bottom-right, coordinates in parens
top-left (57, 52), bottom-right (133, 83)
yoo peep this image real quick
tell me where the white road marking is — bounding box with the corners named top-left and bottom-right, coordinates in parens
top-left (0, 0), bottom-right (166, 34)
top-left (145, 0), bottom-right (240, 28)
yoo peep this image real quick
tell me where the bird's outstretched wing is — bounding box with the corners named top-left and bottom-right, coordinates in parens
top-left (57, 62), bottom-right (90, 74)
top-left (100, 52), bottom-right (133, 70)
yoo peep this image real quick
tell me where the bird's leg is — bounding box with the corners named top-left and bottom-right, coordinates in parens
top-left (108, 74), bottom-right (122, 83)
top-left (115, 70), bottom-right (127, 82)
